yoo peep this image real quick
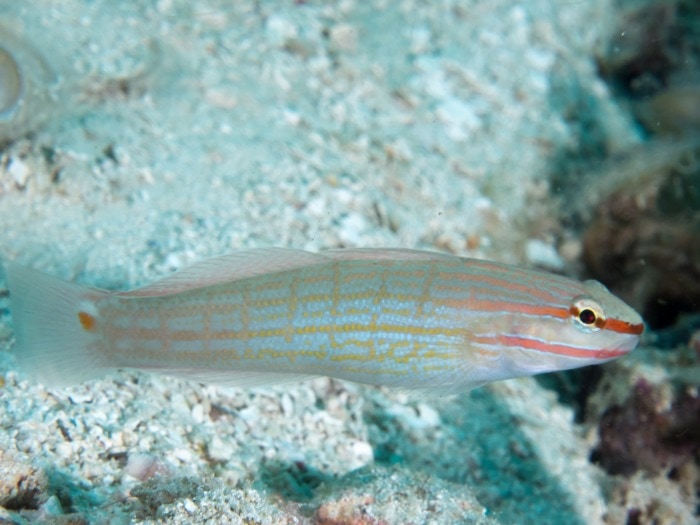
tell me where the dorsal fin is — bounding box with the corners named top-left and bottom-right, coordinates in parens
top-left (119, 247), bottom-right (458, 298)
top-left (323, 247), bottom-right (457, 262)
top-left (120, 248), bottom-right (329, 297)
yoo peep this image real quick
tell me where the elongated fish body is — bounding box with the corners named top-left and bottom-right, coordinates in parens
top-left (6, 248), bottom-right (644, 392)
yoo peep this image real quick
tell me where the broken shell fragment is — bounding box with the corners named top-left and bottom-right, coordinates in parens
top-left (0, 46), bottom-right (21, 118)
top-left (0, 26), bottom-right (58, 142)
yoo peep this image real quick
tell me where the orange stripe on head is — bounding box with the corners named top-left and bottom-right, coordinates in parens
top-left (604, 318), bottom-right (644, 335)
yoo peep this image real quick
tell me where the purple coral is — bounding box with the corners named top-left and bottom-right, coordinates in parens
top-left (591, 379), bottom-right (700, 476)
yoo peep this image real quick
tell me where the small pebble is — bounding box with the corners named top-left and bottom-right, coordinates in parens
top-left (525, 239), bottom-right (564, 270)
top-left (39, 495), bottom-right (64, 517)
top-left (125, 453), bottom-right (161, 481)
top-left (329, 24), bottom-right (358, 52)
top-left (7, 157), bottom-right (30, 187)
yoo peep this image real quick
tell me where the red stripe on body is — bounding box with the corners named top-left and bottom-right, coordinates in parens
top-left (473, 334), bottom-right (629, 359)
top-left (437, 271), bottom-right (564, 304)
top-left (440, 298), bottom-right (570, 320)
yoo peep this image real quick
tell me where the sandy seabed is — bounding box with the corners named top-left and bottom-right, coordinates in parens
top-left (0, 1), bottom-right (696, 524)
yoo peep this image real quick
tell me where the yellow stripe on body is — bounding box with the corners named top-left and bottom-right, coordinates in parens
top-left (102, 260), bottom-right (469, 384)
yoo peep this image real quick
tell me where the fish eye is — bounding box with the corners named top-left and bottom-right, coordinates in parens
top-left (570, 297), bottom-right (606, 333)
top-left (578, 308), bottom-right (597, 325)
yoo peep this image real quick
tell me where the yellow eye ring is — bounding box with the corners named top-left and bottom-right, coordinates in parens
top-left (570, 296), bottom-right (606, 333)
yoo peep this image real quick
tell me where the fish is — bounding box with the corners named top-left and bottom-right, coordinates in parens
top-left (5, 248), bottom-right (644, 392)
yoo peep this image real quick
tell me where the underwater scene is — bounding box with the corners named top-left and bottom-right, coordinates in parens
top-left (0, 1), bottom-right (698, 523)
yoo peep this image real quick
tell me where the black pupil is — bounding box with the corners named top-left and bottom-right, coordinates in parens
top-left (579, 309), bottom-right (597, 325)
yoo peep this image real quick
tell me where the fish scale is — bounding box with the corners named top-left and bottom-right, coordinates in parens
top-left (105, 262), bottom-right (467, 376)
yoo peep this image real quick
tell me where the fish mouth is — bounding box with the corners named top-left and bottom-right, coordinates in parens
top-left (594, 335), bottom-right (642, 359)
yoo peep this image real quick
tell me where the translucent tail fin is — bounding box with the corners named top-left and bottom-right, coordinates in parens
top-left (6, 263), bottom-right (113, 387)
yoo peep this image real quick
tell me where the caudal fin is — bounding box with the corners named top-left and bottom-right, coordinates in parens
top-left (6, 263), bottom-right (113, 387)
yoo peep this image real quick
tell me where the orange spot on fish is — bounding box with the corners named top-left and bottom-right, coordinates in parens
top-left (78, 311), bottom-right (97, 331)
